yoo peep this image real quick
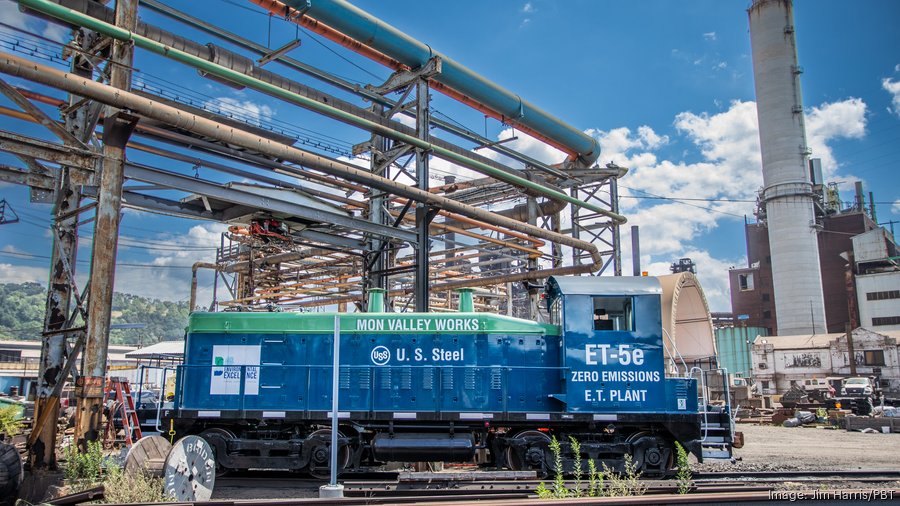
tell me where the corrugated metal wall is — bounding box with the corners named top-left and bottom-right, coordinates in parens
top-left (715, 326), bottom-right (768, 378)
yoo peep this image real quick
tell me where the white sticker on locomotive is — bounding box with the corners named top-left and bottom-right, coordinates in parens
top-left (211, 345), bottom-right (260, 395)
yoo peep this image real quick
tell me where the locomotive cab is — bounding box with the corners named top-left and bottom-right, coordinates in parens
top-left (544, 276), bottom-right (736, 469)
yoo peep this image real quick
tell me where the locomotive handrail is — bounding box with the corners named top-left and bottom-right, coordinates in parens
top-left (154, 366), bottom-right (177, 433)
top-left (663, 328), bottom-right (688, 376)
top-left (689, 366), bottom-right (709, 442)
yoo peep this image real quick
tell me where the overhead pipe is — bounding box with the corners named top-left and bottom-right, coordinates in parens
top-left (11, 0), bottom-right (624, 222)
top-left (34, 0), bottom-right (590, 215)
top-left (264, 0), bottom-right (600, 164)
top-left (9, 86), bottom-right (373, 198)
top-left (393, 198), bottom-right (546, 248)
top-left (0, 52), bottom-right (604, 276)
top-left (140, 0), bottom-right (564, 179)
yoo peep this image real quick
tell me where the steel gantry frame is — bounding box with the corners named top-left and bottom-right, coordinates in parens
top-left (0, 0), bottom-right (626, 465)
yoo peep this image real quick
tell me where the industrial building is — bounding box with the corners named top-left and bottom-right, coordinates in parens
top-left (751, 328), bottom-right (900, 397)
top-left (729, 191), bottom-right (883, 336)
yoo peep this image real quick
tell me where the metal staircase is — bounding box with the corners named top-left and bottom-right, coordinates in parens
top-left (691, 366), bottom-right (736, 461)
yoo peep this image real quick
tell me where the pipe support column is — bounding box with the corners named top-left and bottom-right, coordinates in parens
top-left (414, 78), bottom-right (431, 312)
top-left (75, 0), bottom-right (137, 448)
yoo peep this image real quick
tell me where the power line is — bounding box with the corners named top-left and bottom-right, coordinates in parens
top-left (619, 185), bottom-right (747, 218)
top-left (0, 251), bottom-right (198, 270)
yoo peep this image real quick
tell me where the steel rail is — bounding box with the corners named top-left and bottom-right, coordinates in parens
top-left (22, 0), bottom-right (624, 222)
top-left (0, 50), bottom-right (605, 272)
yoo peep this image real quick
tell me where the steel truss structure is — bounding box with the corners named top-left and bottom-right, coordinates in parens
top-left (0, 0), bottom-right (625, 465)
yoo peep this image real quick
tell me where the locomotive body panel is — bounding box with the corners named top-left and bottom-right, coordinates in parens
top-left (178, 312), bottom-right (563, 415)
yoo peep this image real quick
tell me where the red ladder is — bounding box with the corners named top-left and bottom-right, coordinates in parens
top-left (104, 377), bottom-right (143, 447)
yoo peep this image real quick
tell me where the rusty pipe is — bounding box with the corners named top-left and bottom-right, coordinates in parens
top-left (189, 261), bottom-right (220, 310)
top-left (0, 51), bottom-right (605, 270)
top-left (248, 0), bottom-right (590, 161)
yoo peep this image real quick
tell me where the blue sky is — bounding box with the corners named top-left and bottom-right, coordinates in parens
top-left (0, 0), bottom-right (898, 312)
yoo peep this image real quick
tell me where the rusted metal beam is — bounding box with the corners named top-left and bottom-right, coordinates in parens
top-left (76, 0), bottom-right (138, 449)
top-left (0, 164), bottom-right (55, 189)
top-left (0, 78), bottom-right (88, 149)
top-left (30, 24), bottom-right (106, 468)
top-left (0, 129), bottom-right (96, 172)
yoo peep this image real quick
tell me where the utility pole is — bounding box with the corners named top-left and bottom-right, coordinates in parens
top-left (846, 323), bottom-right (857, 377)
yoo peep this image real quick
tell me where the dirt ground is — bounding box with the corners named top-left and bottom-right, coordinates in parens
top-left (697, 423), bottom-right (900, 472)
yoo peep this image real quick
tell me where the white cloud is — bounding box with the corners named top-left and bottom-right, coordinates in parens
top-left (0, 263), bottom-right (47, 284)
top-left (805, 98), bottom-right (867, 176)
top-left (203, 96), bottom-right (275, 127)
top-left (882, 77), bottom-right (900, 117)
top-left (522, 2), bottom-right (536, 14)
top-left (112, 223), bottom-right (228, 307)
top-left (703, 32), bottom-right (717, 41)
top-left (0, 0), bottom-right (69, 42)
top-left (580, 97), bottom-right (867, 312)
top-left (893, 199), bottom-right (900, 215)
top-left (639, 250), bottom-right (742, 312)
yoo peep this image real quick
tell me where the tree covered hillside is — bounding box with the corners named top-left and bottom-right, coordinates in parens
top-left (0, 283), bottom-right (189, 344)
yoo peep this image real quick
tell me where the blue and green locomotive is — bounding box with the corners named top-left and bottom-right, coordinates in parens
top-left (163, 276), bottom-right (735, 477)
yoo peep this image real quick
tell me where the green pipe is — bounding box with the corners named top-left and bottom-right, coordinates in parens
top-left (456, 288), bottom-right (474, 313)
top-left (20, 0), bottom-right (625, 223)
top-left (367, 288), bottom-right (385, 313)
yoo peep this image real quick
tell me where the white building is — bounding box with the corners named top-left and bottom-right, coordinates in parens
top-left (751, 328), bottom-right (900, 396)
top-left (853, 229), bottom-right (900, 331)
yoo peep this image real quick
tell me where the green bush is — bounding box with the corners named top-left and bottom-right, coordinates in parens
top-left (0, 405), bottom-right (23, 437)
top-left (533, 436), bottom-right (648, 499)
top-left (548, 435), bottom-right (568, 498)
top-left (102, 464), bottom-right (171, 503)
top-left (675, 441), bottom-right (692, 494)
top-left (62, 440), bottom-right (105, 491)
top-left (569, 436), bottom-right (583, 498)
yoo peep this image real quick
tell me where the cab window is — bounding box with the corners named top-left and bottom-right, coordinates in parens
top-left (550, 298), bottom-right (562, 325)
top-left (592, 296), bottom-right (634, 331)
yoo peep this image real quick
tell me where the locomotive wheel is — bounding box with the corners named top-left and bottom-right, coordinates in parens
top-left (626, 432), bottom-right (672, 478)
top-left (505, 430), bottom-right (551, 477)
top-left (306, 429), bottom-right (350, 479)
top-left (199, 428), bottom-right (238, 476)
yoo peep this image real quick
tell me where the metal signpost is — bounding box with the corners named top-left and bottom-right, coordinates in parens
top-left (320, 314), bottom-right (344, 497)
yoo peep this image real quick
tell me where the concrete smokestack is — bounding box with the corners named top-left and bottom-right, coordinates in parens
top-left (748, 0), bottom-right (826, 335)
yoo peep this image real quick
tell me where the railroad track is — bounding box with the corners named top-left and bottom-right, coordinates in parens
top-left (210, 469), bottom-right (900, 502)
